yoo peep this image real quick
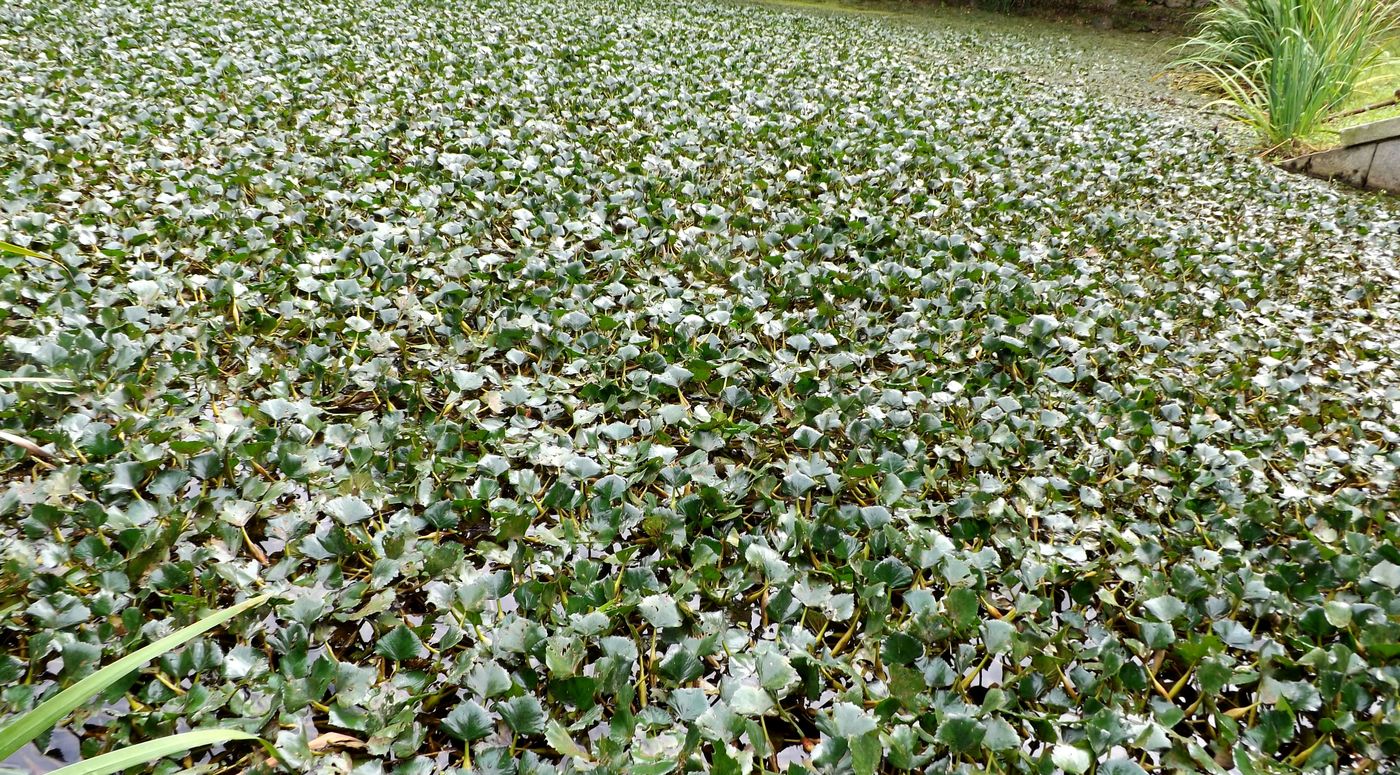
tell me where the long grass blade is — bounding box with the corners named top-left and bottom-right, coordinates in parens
top-left (0, 240), bottom-right (74, 278)
top-left (0, 241), bottom-right (51, 260)
top-left (45, 730), bottom-right (259, 775)
top-left (0, 595), bottom-right (270, 760)
top-left (0, 430), bottom-right (56, 461)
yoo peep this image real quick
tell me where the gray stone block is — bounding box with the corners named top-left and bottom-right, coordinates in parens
top-left (1282, 143), bottom-right (1377, 188)
top-left (1365, 139), bottom-right (1400, 194)
top-left (1341, 116), bottom-right (1400, 148)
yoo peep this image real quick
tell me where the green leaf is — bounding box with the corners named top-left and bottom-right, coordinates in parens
top-left (982, 619), bottom-right (1015, 653)
top-left (631, 761), bottom-right (678, 775)
top-left (46, 730), bottom-right (260, 775)
top-left (1046, 366), bottom-right (1075, 383)
top-left (881, 633), bottom-right (924, 665)
top-left (1143, 595), bottom-right (1186, 622)
top-left (1086, 707), bottom-right (1129, 752)
top-left (870, 557), bottom-right (913, 589)
top-left (887, 664), bottom-right (925, 706)
top-left (545, 720), bottom-right (590, 760)
top-left (850, 730), bottom-right (882, 775)
top-left (1052, 743), bottom-right (1092, 774)
top-left (549, 676), bottom-right (597, 709)
top-left (498, 695), bottom-right (547, 735)
top-left (830, 702), bottom-right (876, 738)
top-left (1323, 600), bottom-right (1352, 628)
top-left (756, 651), bottom-right (799, 694)
top-left (374, 625), bottom-right (424, 661)
top-left (729, 685), bottom-right (773, 716)
top-left (442, 700), bottom-right (493, 741)
top-left (467, 662), bottom-right (513, 697)
top-left (1140, 621), bottom-right (1177, 649)
top-left (982, 717), bottom-right (1020, 751)
top-left (1100, 758), bottom-right (1149, 775)
top-left (885, 725), bottom-right (919, 769)
top-left (946, 588), bottom-right (979, 631)
top-left (1368, 561), bottom-right (1400, 589)
top-left (879, 474), bottom-right (906, 505)
top-left (324, 495), bottom-right (374, 524)
top-left (659, 648), bottom-right (705, 684)
top-left (934, 716), bottom-right (984, 754)
top-left (0, 595), bottom-right (269, 761)
top-left (670, 688), bottom-right (709, 721)
top-left (744, 545), bottom-right (793, 583)
top-left (638, 594), bottom-right (682, 629)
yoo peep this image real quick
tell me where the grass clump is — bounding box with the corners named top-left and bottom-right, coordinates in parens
top-left (1172, 0), bottom-right (1400, 148)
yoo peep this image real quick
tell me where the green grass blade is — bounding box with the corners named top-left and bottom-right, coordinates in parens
top-left (0, 240), bottom-right (73, 278)
top-left (0, 595), bottom-right (269, 761)
top-left (45, 730), bottom-right (259, 775)
top-left (0, 241), bottom-right (50, 260)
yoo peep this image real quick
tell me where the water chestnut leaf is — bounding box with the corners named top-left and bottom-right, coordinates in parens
top-left (638, 595), bottom-right (682, 629)
top-left (443, 701), bottom-right (494, 742)
top-left (728, 685), bottom-right (773, 716)
top-left (829, 702), bottom-right (877, 738)
top-left (325, 496), bottom-right (374, 525)
top-left (1046, 366), bottom-right (1076, 384)
top-left (881, 633), bottom-right (924, 665)
top-left (545, 720), bottom-right (591, 760)
top-left (935, 716), bottom-right (985, 755)
top-left (1052, 744), bottom-right (1093, 774)
top-left (983, 718), bottom-right (1021, 751)
top-left (1368, 561), bottom-right (1400, 589)
top-left (375, 625), bottom-right (425, 661)
top-left (468, 662), bottom-right (514, 698)
top-left (498, 695), bottom-right (547, 736)
top-left (1143, 595), bottom-right (1186, 622)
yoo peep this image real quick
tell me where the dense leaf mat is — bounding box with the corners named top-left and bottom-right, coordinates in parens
top-left (2, 0), bottom-right (1400, 772)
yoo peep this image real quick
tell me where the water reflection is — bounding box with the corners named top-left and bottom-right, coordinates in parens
top-left (0, 728), bottom-right (79, 775)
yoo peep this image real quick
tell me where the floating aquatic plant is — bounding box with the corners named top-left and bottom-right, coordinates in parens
top-left (1, 0), bottom-right (1398, 773)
